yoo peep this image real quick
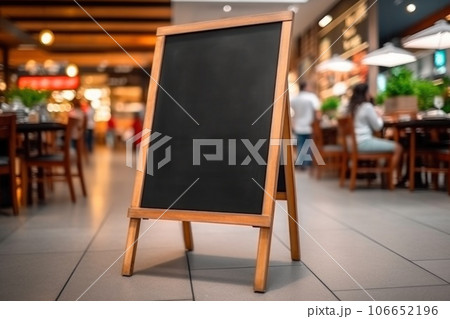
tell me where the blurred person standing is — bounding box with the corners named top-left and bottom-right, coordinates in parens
top-left (290, 82), bottom-right (320, 169)
top-left (83, 100), bottom-right (95, 153)
top-left (132, 112), bottom-right (143, 148)
top-left (106, 115), bottom-right (116, 148)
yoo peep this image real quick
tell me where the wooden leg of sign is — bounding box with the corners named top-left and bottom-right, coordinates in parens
top-left (122, 218), bottom-right (141, 276)
top-left (285, 164), bottom-right (300, 261)
top-left (254, 226), bottom-right (273, 292)
top-left (283, 98), bottom-right (301, 261)
top-left (182, 221), bottom-right (194, 251)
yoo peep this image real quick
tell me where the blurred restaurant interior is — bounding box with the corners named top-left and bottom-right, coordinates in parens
top-left (0, 0), bottom-right (450, 301)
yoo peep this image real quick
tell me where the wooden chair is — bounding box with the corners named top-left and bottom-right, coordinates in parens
top-left (311, 120), bottom-right (344, 179)
top-left (338, 116), bottom-right (394, 191)
top-left (413, 140), bottom-right (450, 195)
top-left (437, 148), bottom-right (450, 195)
top-left (23, 117), bottom-right (87, 203)
top-left (0, 115), bottom-right (19, 215)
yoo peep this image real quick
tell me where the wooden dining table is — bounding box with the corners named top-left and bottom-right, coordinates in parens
top-left (383, 117), bottom-right (450, 191)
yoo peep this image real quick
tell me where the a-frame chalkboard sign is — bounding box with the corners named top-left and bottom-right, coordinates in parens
top-left (122, 11), bottom-right (300, 292)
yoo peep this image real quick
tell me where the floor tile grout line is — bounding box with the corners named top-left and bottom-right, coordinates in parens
top-left (412, 258), bottom-right (450, 262)
top-left (0, 207), bottom-right (59, 244)
top-left (379, 205), bottom-right (450, 236)
top-left (308, 204), bottom-right (450, 286)
top-left (272, 231), bottom-right (291, 251)
top-left (301, 190), bottom-right (450, 237)
top-left (189, 263), bottom-right (307, 272)
top-left (0, 250), bottom-right (87, 256)
top-left (333, 283), bottom-right (450, 293)
top-left (185, 252), bottom-right (196, 301)
top-left (55, 207), bottom-right (114, 301)
top-left (301, 262), bottom-right (342, 301)
top-left (271, 221), bottom-right (341, 301)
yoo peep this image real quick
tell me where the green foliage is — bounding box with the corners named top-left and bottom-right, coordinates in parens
top-left (5, 88), bottom-right (50, 108)
top-left (414, 80), bottom-right (442, 111)
top-left (385, 67), bottom-right (415, 97)
top-left (374, 92), bottom-right (386, 105)
top-left (321, 96), bottom-right (340, 112)
top-left (435, 76), bottom-right (450, 114)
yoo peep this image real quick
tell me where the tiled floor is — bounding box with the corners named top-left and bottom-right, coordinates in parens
top-left (0, 147), bottom-right (449, 301)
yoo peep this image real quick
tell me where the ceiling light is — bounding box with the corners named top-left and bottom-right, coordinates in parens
top-left (403, 20), bottom-right (450, 49)
top-left (362, 42), bottom-right (416, 67)
top-left (39, 29), bottom-right (55, 46)
top-left (406, 4), bottom-right (416, 13)
top-left (316, 54), bottom-right (355, 72)
top-left (223, 5), bottom-right (232, 13)
top-left (65, 63), bottom-right (79, 77)
top-left (318, 15), bottom-right (333, 28)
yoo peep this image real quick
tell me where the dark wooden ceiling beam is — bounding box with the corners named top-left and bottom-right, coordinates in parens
top-left (0, 6), bottom-right (171, 19)
top-left (10, 48), bottom-right (154, 67)
top-left (0, 17), bottom-right (37, 46)
top-left (47, 46), bottom-right (156, 53)
top-left (8, 17), bottom-right (170, 22)
top-left (15, 21), bottom-right (168, 32)
top-left (1, 0), bottom-right (169, 5)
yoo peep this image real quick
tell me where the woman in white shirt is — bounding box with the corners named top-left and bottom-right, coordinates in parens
top-left (347, 83), bottom-right (402, 170)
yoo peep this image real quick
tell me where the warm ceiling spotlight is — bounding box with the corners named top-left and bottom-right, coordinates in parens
top-left (65, 63), bottom-right (79, 77)
top-left (406, 4), bottom-right (416, 13)
top-left (223, 5), bottom-right (232, 13)
top-left (318, 15), bottom-right (333, 28)
top-left (39, 29), bottom-right (55, 46)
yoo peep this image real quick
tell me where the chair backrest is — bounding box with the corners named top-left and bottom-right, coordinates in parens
top-left (0, 115), bottom-right (17, 164)
top-left (63, 117), bottom-right (79, 156)
top-left (311, 119), bottom-right (324, 151)
top-left (337, 116), bottom-right (357, 158)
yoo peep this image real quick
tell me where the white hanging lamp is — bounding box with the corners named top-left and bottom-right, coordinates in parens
top-left (362, 42), bottom-right (416, 67)
top-left (403, 20), bottom-right (450, 49)
top-left (316, 54), bottom-right (355, 72)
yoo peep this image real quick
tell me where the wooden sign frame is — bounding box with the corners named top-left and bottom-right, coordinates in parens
top-left (122, 11), bottom-right (300, 292)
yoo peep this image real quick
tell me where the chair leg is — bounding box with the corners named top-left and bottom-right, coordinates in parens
top-left (20, 161), bottom-right (28, 207)
top-left (76, 157), bottom-right (87, 197)
top-left (46, 168), bottom-right (54, 192)
top-left (10, 164), bottom-right (19, 216)
top-left (447, 159), bottom-right (450, 196)
top-left (350, 164), bottom-right (357, 191)
top-left (65, 164), bottom-right (76, 203)
top-left (339, 155), bottom-right (347, 187)
top-left (388, 165), bottom-right (394, 191)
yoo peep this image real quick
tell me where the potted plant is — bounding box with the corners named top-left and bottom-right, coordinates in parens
top-left (414, 79), bottom-right (443, 112)
top-left (374, 92), bottom-right (386, 106)
top-left (321, 96), bottom-right (340, 118)
top-left (384, 67), bottom-right (418, 114)
top-left (5, 88), bottom-right (50, 109)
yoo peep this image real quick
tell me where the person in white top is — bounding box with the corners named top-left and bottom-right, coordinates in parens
top-left (290, 82), bottom-right (320, 168)
top-left (347, 83), bottom-right (402, 171)
top-left (83, 100), bottom-right (95, 153)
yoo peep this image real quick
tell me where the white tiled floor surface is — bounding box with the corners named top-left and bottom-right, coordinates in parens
top-left (0, 147), bottom-right (449, 301)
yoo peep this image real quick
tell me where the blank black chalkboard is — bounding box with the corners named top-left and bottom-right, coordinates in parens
top-left (123, 12), bottom-right (300, 293)
top-left (140, 22), bottom-right (282, 214)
